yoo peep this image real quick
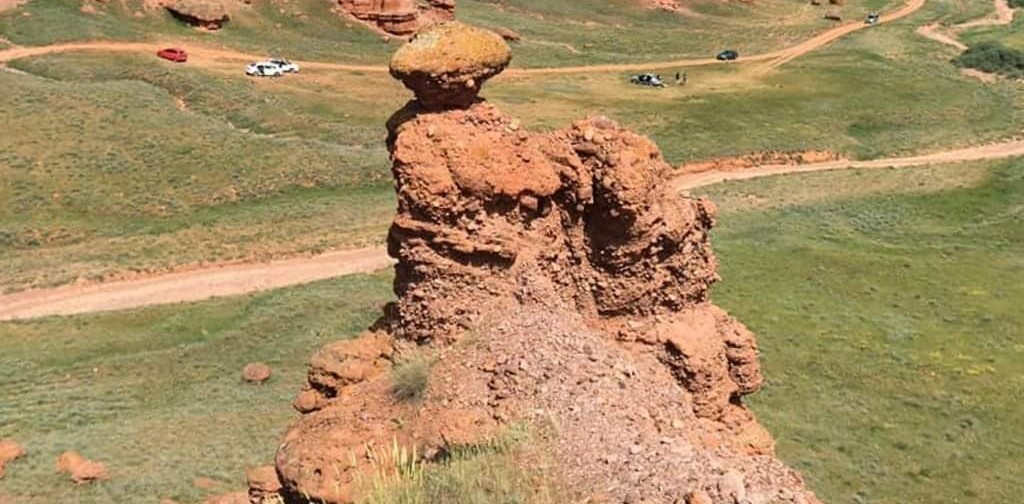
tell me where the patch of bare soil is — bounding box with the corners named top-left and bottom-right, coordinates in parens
top-left (274, 23), bottom-right (819, 504)
top-left (961, 67), bottom-right (997, 83)
top-left (916, 22), bottom-right (966, 50)
top-left (679, 150), bottom-right (842, 174)
top-left (0, 0), bottom-right (25, 13)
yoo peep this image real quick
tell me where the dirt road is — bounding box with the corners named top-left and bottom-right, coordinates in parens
top-left (0, 0), bottom-right (925, 74)
top-left (672, 137), bottom-right (1024, 190)
top-left (4, 134), bottom-right (1024, 321)
top-left (916, 0), bottom-right (1014, 50)
top-left (765, 0), bottom-right (926, 69)
top-left (0, 247), bottom-right (392, 321)
top-left (916, 22), bottom-right (967, 50)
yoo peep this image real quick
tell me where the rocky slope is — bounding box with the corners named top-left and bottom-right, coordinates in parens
top-left (337, 0), bottom-right (455, 36)
top-left (274, 21), bottom-right (820, 504)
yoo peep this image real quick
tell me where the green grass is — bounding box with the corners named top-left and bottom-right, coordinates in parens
top-left (0, 56), bottom-right (397, 292)
top-left (0, 272), bottom-right (394, 503)
top-left (700, 159), bottom-right (1024, 504)
top-left (960, 9), bottom-right (1024, 51)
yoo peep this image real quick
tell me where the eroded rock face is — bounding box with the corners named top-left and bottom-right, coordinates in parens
top-left (164, 0), bottom-right (230, 29)
top-left (275, 23), bottom-right (820, 504)
top-left (338, 0), bottom-right (455, 36)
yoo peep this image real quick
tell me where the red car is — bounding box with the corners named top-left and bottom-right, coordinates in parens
top-left (157, 48), bottom-right (188, 63)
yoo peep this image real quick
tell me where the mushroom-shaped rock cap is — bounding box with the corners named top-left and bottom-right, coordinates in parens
top-left (390, 21), bottom-right (511, 110)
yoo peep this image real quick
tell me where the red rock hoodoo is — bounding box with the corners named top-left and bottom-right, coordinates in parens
top-left (338, 0), bottom-right (455, 36)
top-left (274, 22), bottom-right (821, 504)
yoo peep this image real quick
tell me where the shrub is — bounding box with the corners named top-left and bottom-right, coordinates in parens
top-left (391, 354), bottom-right (432, 402)
top-left (361, 427), bottom-right (564, 504)
top-left (953, 42), bottom-right (1024, 77)
top-left (1009, 0), bottom-right (1024, 8)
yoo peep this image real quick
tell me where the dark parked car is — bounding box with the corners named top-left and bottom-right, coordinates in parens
top-left (630, 73), bottom-right (666, 88)
top-left (156, 48), bottom-right (188, 63)
top-left (716, 50), bottom-right (739, 61)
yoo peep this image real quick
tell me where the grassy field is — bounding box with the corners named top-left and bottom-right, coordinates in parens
top-left (2, 161), bottom-right (1021, 503)
top-left (0, 55), bottom-right (397, 292)
top-left (960, 10), bottom-right (1024, 50)
top-left (701, 159), bottom-right (1024, 504)
top-left (0, 272), bottom-right (393, 504)
top-left (0, 0), bottom-right (908, 67)
top-left (4, 0), bottom-right (1021, 292)
top-left (494, 0), bottom-right (1023, 161)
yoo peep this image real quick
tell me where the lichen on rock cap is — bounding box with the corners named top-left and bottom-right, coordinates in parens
top-left (390, 21), bottom-right (511, 110)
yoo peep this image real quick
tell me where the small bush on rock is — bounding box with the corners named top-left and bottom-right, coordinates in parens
top-left (391, 354), bottom-right (431, 402)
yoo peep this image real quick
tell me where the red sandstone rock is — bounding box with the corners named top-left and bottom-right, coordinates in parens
top-left (337, 0), bottom-right (454, 36)
top-left (241, 363), bottom-right (272, 383)
top-left (273, 22), bottom-right (821, 504)
top-left (55, 451), bottom-right (109, 484)
top-left (0, 440), bottom-right (25, 479)
top-left (246, 466), bottom-right (282, 504)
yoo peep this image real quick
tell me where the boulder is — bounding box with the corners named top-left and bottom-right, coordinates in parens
top-left (0, 440), bottom-right (25, 478)
top-left (55, 451), bottom-right (109, 484)
top-left (165, 0), bottom-right (230, 29)
top-left (241, 363), bottom-right (272, 383)
top-left (389, 21), bottom-right (511, 110)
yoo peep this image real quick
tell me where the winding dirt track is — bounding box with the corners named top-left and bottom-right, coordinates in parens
top-left (1, 0), bottom-right (1017, 321)
top-left (916, 0), bottom-right (1014, 51)
top-left (0, 248), bottom-right (394, 321)
top-left (4, 134), bottom-right (1024, 321)
top-left (0, 0), bottom-right (924, 73)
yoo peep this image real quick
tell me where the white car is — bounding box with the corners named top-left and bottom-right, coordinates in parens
top-left (245, 62), bottom-right (284, 77)
top-left (268, 59), bottom-right (300, 73)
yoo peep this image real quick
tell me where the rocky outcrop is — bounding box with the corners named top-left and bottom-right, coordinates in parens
top-left (274, 22), bottom-right (820, 504)
top-left (246, 466), bottom-right (283, 504)
top-left (164, 0), bottom-right (230, 29)
top-left (338, 0), bottom-right (455, 36)
top-left (55, 451), bottom-right (108, 484)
